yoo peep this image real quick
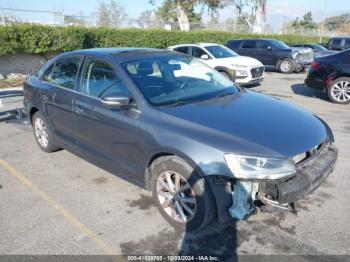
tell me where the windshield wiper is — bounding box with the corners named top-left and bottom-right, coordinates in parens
top-left (162, 97), bottom-right (210, 107)
top-left (161, 91), bottom-right (236, 107)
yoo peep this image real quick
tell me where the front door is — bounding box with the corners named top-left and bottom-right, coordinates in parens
top-left (74, 57), bottom-right (142, 176)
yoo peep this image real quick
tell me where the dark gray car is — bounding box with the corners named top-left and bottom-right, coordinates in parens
top-left (23, 48), bottom-right (338, 231)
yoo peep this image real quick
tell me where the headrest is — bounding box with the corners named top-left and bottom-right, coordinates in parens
top-left (137, 61), bottom-right (154, 76)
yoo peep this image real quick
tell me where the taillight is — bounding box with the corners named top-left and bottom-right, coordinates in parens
top-left (311, 61), bottom-right (321, 69)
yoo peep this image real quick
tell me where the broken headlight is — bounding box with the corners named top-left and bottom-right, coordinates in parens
top-left (224, 154), bottom-right (296, 180)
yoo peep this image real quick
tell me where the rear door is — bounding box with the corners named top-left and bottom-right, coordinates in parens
top-left (41, 56), bottom-right (82, 146)
top-left (73, 56), bottom-right (143, 176)
top-left (237, 40), bottom-right (257, 58)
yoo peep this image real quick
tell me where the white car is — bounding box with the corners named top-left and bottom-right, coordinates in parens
top-left (168, 43), bottom-right (265, 85)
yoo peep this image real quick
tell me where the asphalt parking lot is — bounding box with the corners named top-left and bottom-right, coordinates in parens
top-left (0, 72), bottom-right (350, 258)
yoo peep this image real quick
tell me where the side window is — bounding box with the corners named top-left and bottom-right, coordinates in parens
top-left (41, 64), bottom-right (54, 81)
top-left (81, 57), bottom-right (129, 98)
top-left (257, 40), bottom-right (270, 50)
top-left (174, 46), bottom-right (189, 54)
top-left (331, 39), bottom-right (342, 48)
top-left (50, 57), bottom-right (81, 89)
top-left (191, 47), bottom-right (208, 58)
top-left (344, 39), bottom-right (350, 49)
top-left (227, 40), bottom-right (241, 49)
top-left (242, 40), bottom-right (256, 49)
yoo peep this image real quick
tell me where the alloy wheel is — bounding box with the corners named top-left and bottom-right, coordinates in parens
top-left (280, 60), bottom-right (292, 73)
top-left (34, 117), bottom-right (49, 148)
top-left (331, 81), bottom-right (350, 103)
top-left (156, 171), bottom-right (196, 223)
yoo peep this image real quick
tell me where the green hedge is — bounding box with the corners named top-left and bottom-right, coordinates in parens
top-left (0, 24), bottom-right (326, 56)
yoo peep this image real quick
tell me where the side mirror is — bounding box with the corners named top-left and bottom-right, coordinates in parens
top-left (200, 54), bottom-right (210, 60)
top-left (101, 93), bottom-right (132, 108)
top-left (266, 46), bottom-right (272, 51)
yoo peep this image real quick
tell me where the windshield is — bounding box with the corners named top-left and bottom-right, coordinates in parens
top-left (271, 40), bottom-right (290, 49)
top-left (122, 55), bottom-right (239, 106)
top-left (205, 45), bottom-right (238, 58)
top-left (312, 44), bottom-right (328, 51)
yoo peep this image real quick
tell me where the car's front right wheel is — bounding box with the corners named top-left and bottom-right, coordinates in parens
top-left (150, 156), bottom-right (215, 231)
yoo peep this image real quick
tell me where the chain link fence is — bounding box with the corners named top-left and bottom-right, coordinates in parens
top-left (0, 7), bottom-right (346, 37)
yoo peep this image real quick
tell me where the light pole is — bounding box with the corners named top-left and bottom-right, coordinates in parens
top-left (1, 8), bottom-right (6, 26)
top-left (320, 0), bottom-right (328, 43)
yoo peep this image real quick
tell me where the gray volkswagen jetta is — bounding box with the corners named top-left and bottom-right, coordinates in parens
top-left (23, 48), bottom-right (338, 231)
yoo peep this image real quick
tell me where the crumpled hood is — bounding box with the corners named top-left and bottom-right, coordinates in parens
top-left (158, 90), bottom-right (328, 158)
top-left (218, 56), bottom-right (263, 68)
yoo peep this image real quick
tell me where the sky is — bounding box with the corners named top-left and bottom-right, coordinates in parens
top-left (1, 0), bottom-right (350, 28)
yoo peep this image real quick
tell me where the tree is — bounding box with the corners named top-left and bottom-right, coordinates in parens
top-left (291, 11), bottom-right (317, 30)
top-left (322, 13), bottom-right (350, 31)
top-left (151, 0), bottom-right (224, 31)
top-left (96, 0), bottom-right (127, 27)
top-left (228, 0), bottom-right (266, 33)
top-left (137, 10), bottom-right (163, 29)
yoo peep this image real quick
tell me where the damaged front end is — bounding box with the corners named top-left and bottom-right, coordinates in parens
top-left (211, 141), bottom-right (338, 222)
top-left (291, 47), bottom-right (314, 68)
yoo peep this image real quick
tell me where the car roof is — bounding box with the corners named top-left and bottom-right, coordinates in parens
top-left (229, 38), bottom-right (277, 42)
top-left (169, 43), bottom-right (220, 49)
top-left (58, 47), bottom-right (166, 57)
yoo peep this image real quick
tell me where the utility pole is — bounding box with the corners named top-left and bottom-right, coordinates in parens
top-left (1, 8), bottom-right (6, 26)
top-left (320, 0), bottom-right (328, 43)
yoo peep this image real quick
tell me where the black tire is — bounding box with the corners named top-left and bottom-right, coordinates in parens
top-left (32, 111), bottom-right (61, 153)
top-left (150, 156), bottom-right (215, 231)
top-left (327, 77), bottom-right (350, 104)
top-left (295, 64), bottom-right (305, 73)
top-left (278, 58), bottom-right (295, 74)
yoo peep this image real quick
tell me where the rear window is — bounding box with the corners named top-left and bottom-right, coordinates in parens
top-left (242, 40), bottom-right (256, 49)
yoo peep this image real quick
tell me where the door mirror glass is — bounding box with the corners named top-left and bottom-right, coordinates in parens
top-left (101, 93), bottom-right (132, 108)
top-left (200, 54), bottom-right (210, 60)
top-left (266, 46), bottom-right (272, 51)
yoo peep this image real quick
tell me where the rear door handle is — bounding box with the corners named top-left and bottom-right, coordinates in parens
top-left (74, 106), bottom-right (85, 114)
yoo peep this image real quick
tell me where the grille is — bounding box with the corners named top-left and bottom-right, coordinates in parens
top-left (251, 67), bottom-right (264, 78)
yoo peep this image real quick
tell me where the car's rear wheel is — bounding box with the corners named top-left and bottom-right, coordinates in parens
top-left (150, 156), bottom-right (215, 231)
top-left (328, 77), bottom-right (350, 104)
top-left (278, 59), bottom-right (295, 74)
top-left (295, 64), bottom-right (305, 73)
top-left (32, 111), bottom-right (60, 153)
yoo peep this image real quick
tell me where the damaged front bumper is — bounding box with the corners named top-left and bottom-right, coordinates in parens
top-left (260, 143), bottom-right (337, 204)
top-left (218, 143), bottom-right (338, 221)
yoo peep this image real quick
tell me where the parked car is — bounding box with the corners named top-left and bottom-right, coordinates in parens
top-left (24, 48), bottom-right (338, 231)
top-left (326, 37), bottom-right (350, 51)
top-left (168, 43), bottom-right (264, 86)
top-left (226, 38), bottom-right (313, 73)
top-left (305, 49), bottom-right (350, 104)
top-left (290, 43), bottom-right (337, 58)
